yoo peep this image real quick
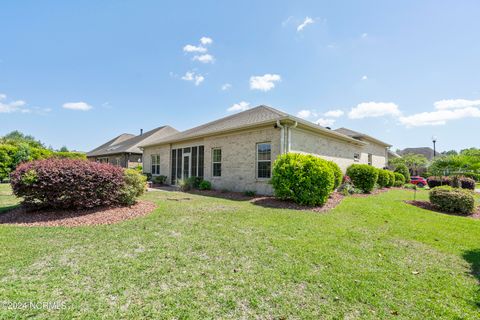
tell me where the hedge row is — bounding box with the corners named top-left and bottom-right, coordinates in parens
top-left (427, 176), bottom-right (475, 190)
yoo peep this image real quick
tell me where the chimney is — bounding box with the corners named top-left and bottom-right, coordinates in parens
top-left (140, 129), bottom-right (143, 136)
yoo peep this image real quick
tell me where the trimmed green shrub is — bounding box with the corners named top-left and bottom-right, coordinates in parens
top-left (119, 169), bottom-right (147, 205)
top-left (393, 172), bottom-right (405, 187)
top-left (386, 171), bottom-right (395, 187)
top-left (427, 176), bottom-right (451, 188)
top-left (199, 180), bottom-right (212, 190)
top-left (346, 164), bottom-right (378, 193)
top-left (271, 153), bottom-right (334, 206)
top-left (461, 172), bottom-right (480, 181)
top-left (394, 164), bottom-right (410, 183)
top-left (429, 186), bottom-right (475, 215)
top-left (244, 190), bottom-right (256, 197)
top-left (376, 169), bottom-right (390, 188)
top-left (326, 161), bottom-right (343, 190)
top-left (153, 175), bottom-right (167, 184)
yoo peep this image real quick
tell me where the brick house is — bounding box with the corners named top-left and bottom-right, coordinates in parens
top-left (86, 126), bottom-right (178, 168)
top-left (140, 105), bottom-right (392, 195)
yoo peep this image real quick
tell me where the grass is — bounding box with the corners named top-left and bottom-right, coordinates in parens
top-left (0, 184), bottom-right (479, 319)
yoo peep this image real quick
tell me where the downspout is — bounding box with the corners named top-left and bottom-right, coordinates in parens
top-left (287, 121), bottom-right (298, 153)
top-left (276, 120), bottom-right (285, 154)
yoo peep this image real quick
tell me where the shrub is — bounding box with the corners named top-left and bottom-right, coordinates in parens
top-left (459, 176), bottom-right (476, 190)
top-left (326, 161), bottom-right (343, 190)
top-left (427, 176), bottom-right (451, 188)
top-left (346, 164), bottom-right (378, 193)
top-left (376, 169), bottom-right (390, 188)
top-left (393, 172), bottom-right (405, 187)
top-left (11, 158), bottom-right (124, 209)
top-left (118, 169), bottom-right (147, 205)
top-left (394, 164), bottom-right (410, 182)
top-left (153, 175), bottom-right (167, 184)
top-left (244, 190), bottom-right (256, 197)
top-left (386, 171), bottom-right (396, 187)
top-left (429, 186), bottom-right (475, 215)
top-left (271, 153), bottom-right (334, 206)
top-left (198, 180), bottom-right (212, 190)
top-left (178, 176), bottom-right (204, 191)
top-left (404, 183), bottom-right (417, 190)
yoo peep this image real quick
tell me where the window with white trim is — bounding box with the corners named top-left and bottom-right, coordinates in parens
top-left (257, 143), bottom-right (271, 179)
top-left (151, 154), bottom-right (160, 175)
top-left (212, 148), bottom-right (222, 177)
top-left (368, 153), bottom-right (373, 166)
top-left (354, 153), bottom-right (360, 162)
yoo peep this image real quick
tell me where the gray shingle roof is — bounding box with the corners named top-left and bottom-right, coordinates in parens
top-left (141, 105), bottom-right (287, 147)
top-left (87, 126), bottom-right (177, 157)
top-left (334, 127), bottom-right (391, 147)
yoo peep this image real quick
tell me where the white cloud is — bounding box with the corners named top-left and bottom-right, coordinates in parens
top-left (361, 75), bottom-right (368, 80)
top-left (192, 54), bottom-right (214, 63)
top-left (0, 99), bottom-right (26, 113)
top-left (324, 109), bottom-right (344, 118)
top-left (297, 17), bottom-right (314, 32)
top-left (399, 107), bottom-right (480, 127)
top-left (200, 36), bottom-right (213, 45)
top-left (227, 101), bottom-right (250, 112)
top-left (433, 99), bottom-right (480, 110)
top-left (221, 83), bottom-right (231, 91)
top-left (361, 33), bottom-right (368, 38)
top-left (316, 118), bottom-right (335, 127)
top-left (183, 44), bottom-right (207, 53)
top-left (181, 71), bottom-right (204, 86)
top-left (297, 109), bottom-right (314, 119)
top-left (348, 102), bottom-right (401, 119)
top-left (0, 93), bottom-right (6, 100)
top-left (62, 102), bottom-right (92, 111)
top-left (249, 74), bottom-right (281, 91)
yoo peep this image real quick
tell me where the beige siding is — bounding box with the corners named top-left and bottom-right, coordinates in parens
top-left (143, 126), bottom-right (280, 195)
top-left (289, 127), bottom-right (387, 171)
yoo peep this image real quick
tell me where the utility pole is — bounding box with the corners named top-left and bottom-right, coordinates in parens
top-left (432, 136), bottom-right (437, 159)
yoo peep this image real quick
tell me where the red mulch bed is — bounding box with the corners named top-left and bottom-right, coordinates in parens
top-left (251, 192), bottom-right (345, 212)
top-left (0, 201), bottom-right (156, 227)
top-left (405, 200), bottom-right (480, 219)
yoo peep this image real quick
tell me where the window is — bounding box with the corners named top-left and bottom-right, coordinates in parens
top-left (98, 157), bottom-right (109, 163)
top-left (257, 143), bottom-right (271, 179)
top-left (114, 158), bottom-right (121, 166)
top-left (212, 148), bottom-right (222, 177)
top-left (368, 153), bottom-right (373, 166)
top-left (354, 153), bottom-right (360, 162)
top-left (171, 146), bottom-right (204, 184)
top-left (151, 154), bottom-right (160, 175)
top-left (171, 149), bottom-right (177, 184)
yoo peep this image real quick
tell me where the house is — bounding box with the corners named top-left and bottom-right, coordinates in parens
top-left (140, 105), bottom-right (392, 195)
top-left (86, 126), bottom-right (178, 168)
top-left (398, 147), bottom-right (435, 160)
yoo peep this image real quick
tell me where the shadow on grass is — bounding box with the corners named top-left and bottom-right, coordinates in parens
top-left (0, 204), bottom-right (20, 214)
top-left (463, 249), bottom-right (480, 308)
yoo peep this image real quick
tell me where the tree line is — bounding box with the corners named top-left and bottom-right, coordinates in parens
top-left (0, 131), bottom-right (85, 182)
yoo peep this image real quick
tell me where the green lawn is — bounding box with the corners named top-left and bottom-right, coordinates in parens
top-left (0, 184), bottom-right (479, 319)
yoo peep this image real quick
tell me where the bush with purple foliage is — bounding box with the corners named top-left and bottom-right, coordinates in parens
top-left (11, 158), bottom-right (125, 209)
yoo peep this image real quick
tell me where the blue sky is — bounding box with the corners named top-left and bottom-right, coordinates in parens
top-left (1, 1), bottom-right (479, 152)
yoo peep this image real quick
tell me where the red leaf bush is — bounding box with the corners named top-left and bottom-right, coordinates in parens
top-left (11, 159), bottom-right (125, 209)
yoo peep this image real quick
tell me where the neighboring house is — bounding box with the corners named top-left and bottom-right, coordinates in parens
top-left (398, 147), bottom-right (435, 160)
top-left (87, 126), bottom-right (178, 168)
top-left (140, 105), bottom-right (393, 195)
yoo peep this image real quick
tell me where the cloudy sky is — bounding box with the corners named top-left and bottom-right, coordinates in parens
top-left (1, 1), bottom-right (479, 151)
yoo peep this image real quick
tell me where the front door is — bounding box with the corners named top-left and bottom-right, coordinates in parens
top-left (183, 153), bottom-right (190, 180)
